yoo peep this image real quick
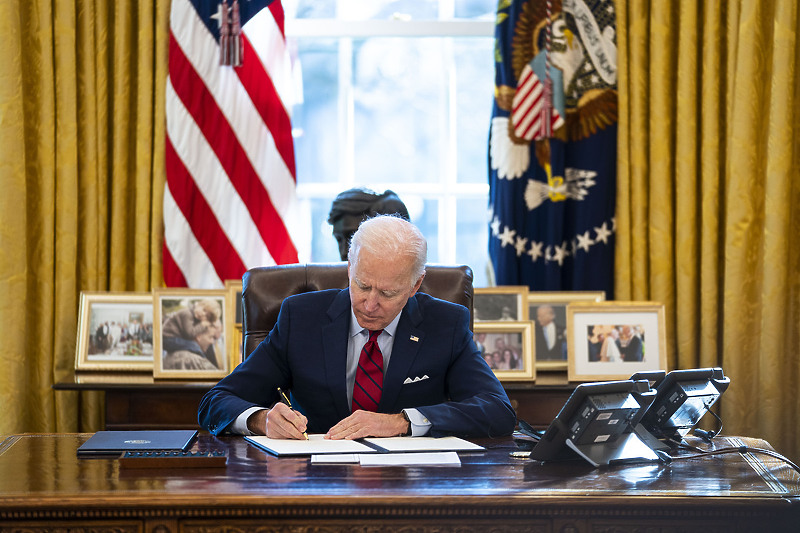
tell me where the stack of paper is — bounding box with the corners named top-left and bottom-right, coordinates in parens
top-left (245, 434), bottom-right (483, 467)
top-left (244, 434), bottom-right (375, 456)
top-left (363, 436), bottom-right (484, 453)
top-left (359, 451), bottom-right (461, 466)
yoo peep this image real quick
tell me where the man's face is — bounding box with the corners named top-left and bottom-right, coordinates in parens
top-left (332, 214), bottom-right (366, 261)
top-left (536, 306), bottom-right (554, 326)
top-left (196, 322), bottom-right (221, 351)
top-left (348, 248), bottom-right (423, 331)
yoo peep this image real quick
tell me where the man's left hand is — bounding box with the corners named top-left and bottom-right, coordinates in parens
top-left (325, 411), bottom-right (409, 440)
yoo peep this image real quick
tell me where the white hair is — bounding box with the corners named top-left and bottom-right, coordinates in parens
top-left (348, 215), bottom-right (427, 285)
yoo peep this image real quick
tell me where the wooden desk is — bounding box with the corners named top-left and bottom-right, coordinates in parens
top-left (1, 433), bottom-right (798, 532)
top-left (54, 373), bottom-right (576, 430)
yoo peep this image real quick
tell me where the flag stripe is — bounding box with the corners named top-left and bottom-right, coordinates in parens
top-left (236, 35), bottom-right (296, 179)
top-left (162, 242), bottom-right (188, 288)
top-left (163, 186), bottom-right (223, 288)
top-left (512, 68), bottom-right (535, 112)
top-left (246, 6), bottom-right (293, 108)
top-left (268, 1), bottom-right (285, 35)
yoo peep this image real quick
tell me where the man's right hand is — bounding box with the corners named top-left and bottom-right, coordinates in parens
top-left (247, 403), bottom-right (308, 439)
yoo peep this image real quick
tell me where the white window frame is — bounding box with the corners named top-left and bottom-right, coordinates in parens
top-left (286, 17), bottom-right (494, 269)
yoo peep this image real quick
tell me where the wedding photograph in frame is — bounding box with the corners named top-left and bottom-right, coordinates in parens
top-left (567, 302), bottom-right (667, 382)
top-left (225, 279), bottom-right (244, 368)
top-left (473, 322), bottom-right (535, 383)
top-left (528, 291), bottom-right (606, 371)
top-left (74, 291), bottom-right (155, 372)
top-left (153, 288), bottom-right (230, 380)
top-left (473, 286), bottom-right (530, 322)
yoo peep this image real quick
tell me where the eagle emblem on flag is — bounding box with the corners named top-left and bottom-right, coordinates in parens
top-left (491, 0), bottom-right (617, 185)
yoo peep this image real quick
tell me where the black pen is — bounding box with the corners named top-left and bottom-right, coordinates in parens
top-left (277, 387), bottom-right (308, 440)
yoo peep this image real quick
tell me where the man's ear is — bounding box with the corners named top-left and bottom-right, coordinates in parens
top-left (409, 272), bottom-right (425, 297)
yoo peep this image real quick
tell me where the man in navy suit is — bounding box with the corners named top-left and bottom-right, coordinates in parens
top-left (533, 305), bottom-right (567, 361)
top-left (198, 215), bottom-right (516, 439)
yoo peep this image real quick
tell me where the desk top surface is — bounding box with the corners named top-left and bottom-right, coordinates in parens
top-left (1, 433), bottom-right (798, 509)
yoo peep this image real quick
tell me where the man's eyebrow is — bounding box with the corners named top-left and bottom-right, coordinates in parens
top-left (354, 278), bottom-right (402, 296)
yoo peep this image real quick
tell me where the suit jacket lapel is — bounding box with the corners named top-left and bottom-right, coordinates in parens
top-left (322, 289), bottom-right (352, 420)
top-left (380, 296), bottom-right (424, 411)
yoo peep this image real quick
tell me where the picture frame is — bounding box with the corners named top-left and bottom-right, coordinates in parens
top-left (473, 286), bottom-right (530, 322)
top-left (74, 291), bottom-right (156, 372)
top-left (153, 288), bottom-right (231, 380)
top-left (473, 322), bottom-right (535, 383)
top-left (567, 301), bottom-right (667, 382)
top-left (528, 291), bottom-right (606, 371)
top-left (225, 279), bottom-right (244, 368)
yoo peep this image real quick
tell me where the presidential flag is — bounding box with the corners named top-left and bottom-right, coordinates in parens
top-left (489, 0), bottom-right (617, 296)
top-left (164, 0), bottom-right (305, 288)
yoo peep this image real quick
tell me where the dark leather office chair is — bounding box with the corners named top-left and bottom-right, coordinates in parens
top-left (241, 262), bottom-right (474, 358)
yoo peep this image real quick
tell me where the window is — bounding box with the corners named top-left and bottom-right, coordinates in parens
top-left (285, 0), bottom-right (495, 286)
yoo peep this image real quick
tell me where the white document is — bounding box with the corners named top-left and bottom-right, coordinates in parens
top-left (245, 434), bottom-right (377, 456)
top-left (310, 454), bottom-right (360, 464)
top-left (362, 436), bottom-right (484, 453)
top-left (359, 451), bottom-right (461, 467)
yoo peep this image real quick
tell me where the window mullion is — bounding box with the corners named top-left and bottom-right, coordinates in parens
top-left (439, 35), bottom-right (457, 264)
top-left (339, 37), bottom-right (355, 185)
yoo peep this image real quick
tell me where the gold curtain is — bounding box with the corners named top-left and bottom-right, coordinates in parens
top-left (0, 0), bottom-right (170, 434)
top-left (617, 0), bottom-right (800, 460)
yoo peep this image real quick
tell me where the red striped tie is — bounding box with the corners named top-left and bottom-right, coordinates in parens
top-left (352, 329), bottom-right (384, 413)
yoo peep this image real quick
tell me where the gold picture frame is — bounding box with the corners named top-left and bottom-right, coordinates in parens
top-left (528, 291), bottom-right (606, 371)
top-left (473, 321), bottom-right (535, 383)
top-left (153, 288), bottom-right (231, 380)
top-left (567, 301), bottom-right (667, 382)
top-left (473, 286), bottom-right (530, 322)
top-left (74, 291), bottom-right (155, 372)
top-left (225, 279), bottom-right (244, 368)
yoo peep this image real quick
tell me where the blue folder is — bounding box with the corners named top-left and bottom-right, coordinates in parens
top-left (77, 430), bottom-right (198, 456)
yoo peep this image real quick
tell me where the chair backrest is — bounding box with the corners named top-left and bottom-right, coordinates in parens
top-left (241, 263), bottom-right (474, 358)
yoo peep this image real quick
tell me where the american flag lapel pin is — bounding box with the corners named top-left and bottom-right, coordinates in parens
top-left (410, 335), bottom-right (419, 342)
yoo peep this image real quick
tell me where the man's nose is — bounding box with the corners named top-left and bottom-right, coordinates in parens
top-left (363, 291), bottom-right (381, 311)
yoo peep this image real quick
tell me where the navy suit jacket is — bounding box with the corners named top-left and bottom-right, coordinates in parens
top-left (198, 289), bottom-right (516, 438)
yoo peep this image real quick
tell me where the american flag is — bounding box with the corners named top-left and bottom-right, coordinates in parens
top-left (511, 64), bottom-right (564, 141)
top-left (164, 0), bottom-right (304, 288)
